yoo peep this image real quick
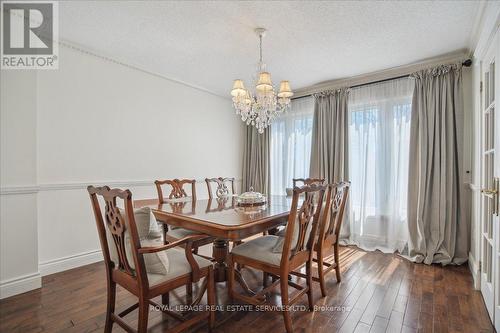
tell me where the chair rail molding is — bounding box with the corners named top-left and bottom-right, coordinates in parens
top-left (0, 179), bottom-right (243, 194)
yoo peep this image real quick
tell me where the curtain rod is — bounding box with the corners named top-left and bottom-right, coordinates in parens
top-left (292, 59), bottom-right (472, 100)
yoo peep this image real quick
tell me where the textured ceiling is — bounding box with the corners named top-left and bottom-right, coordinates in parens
top-left (59, 1), bottom-right (480, 97)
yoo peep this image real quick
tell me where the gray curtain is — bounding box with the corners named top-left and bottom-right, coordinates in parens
top-left (407, 64), bottom-right (467, 265)
top-left (309, 88), bottom-right (350, 183)
top-left (242, 125), bottom-right (270, 195)
top-left (309, 88), bottom-right (350, 240)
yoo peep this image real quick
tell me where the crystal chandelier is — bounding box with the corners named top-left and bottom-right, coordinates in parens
top-left (231, 28), bottom-right (293, 133)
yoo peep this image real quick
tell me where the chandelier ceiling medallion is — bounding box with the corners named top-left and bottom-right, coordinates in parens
top-left (230, 28), bottom-right (293, 133)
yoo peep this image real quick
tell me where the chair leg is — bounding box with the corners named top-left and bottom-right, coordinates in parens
top-left (334, 244), bottom-right (341, 282)
top-left (104, 281), bottom-right (116, 333)
top-left (207, 266), bottom-right (216, 331)
top-left (263, 272), bottom-right (269, 287)
top-left (306, 259), bottom-right (314, 310)
top-left (233, 241), bottom-right (244, 270)
top-left (317, 250), bottom-right (327, 297)
top-left (186, 283), bottom-right (193, 303)
top-left (161, 292), bottom-right (169, 306)
top-left (137, 298), bottom-right (149, 333)
top-left (280, 276), bottom-right (293, 333)
top-left (163, 224), bottom-right (169, 245)
top-left (227, 255), bottom-right (235, 301)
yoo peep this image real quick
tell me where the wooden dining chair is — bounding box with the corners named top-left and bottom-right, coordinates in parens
top-left (228, 184), bottom-right (326, 333)
top-left (290, 182), bottom-right (350, 297)
top-left (155, 179), bottom-right (215, 300)
top-left (205, 177), bottom-right (244, 252)
top-left (87, 185), bottom-right (215, 333)
top-left (205, 177), bottom-right (236, 199)
top-left (314, 182), bottom-right (350, 295)
top-left (154, 179), bottom-right (214, 249)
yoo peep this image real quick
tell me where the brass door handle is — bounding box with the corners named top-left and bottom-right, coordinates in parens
top-left (483, 178), bottom-right (500, 216)
top-left (482, 189), bottom-right (498, 195)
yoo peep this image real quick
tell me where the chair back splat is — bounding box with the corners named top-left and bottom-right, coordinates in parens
top-left (205, 177), bottom-right (236, 199)
top-left (88, 186), bottom-right (145, 282)
top-left (155, 178), bottom-right (196, 203)
top-left (282, 184), bottom-right (326, 265)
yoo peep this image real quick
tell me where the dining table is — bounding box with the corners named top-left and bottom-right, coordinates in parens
top-left (134, 195), bottom-right (293, 295)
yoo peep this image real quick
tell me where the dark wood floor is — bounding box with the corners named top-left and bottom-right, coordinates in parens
top-left (0, 246), bottom-right (494, 333)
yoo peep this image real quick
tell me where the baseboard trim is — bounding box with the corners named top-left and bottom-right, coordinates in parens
top-left (0, 272), bottom-right (41, 299)
top-left (39, 249), bottom-right (103, 276)
top-left (469, 252), bottom-right (480, 290)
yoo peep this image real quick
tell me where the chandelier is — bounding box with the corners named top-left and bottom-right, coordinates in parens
top-left (230, 28), bottom-right (293, 133)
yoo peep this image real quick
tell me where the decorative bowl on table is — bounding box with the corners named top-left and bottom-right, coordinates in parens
top-left (237, 187), bottom-right (266, 206)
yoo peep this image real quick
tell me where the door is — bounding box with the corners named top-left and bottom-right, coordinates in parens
top-left (480, 29), bottom-right (500, 328)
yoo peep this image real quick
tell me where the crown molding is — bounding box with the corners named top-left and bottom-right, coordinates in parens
top-left (471, 1), bottom-right (500, 59)
top-left (468, 1), bottom-right (488, 53)
top-left (293, 49), bottom-right (470, 98)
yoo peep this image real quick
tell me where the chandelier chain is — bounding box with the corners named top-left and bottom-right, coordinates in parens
top-left (259, 34), bottom-right (263, 64)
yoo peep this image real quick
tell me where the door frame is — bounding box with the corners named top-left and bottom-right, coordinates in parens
top-left (472, 5), bottom-right (500, 329)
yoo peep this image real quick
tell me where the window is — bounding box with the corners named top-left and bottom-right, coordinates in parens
top-left (348, 77), bottom-right (414, 253)
top-left (270, 96), bottom-right (314, 195)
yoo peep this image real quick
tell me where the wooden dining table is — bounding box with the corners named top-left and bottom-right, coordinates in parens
top-left (134, 195), bottom-right (293, 294)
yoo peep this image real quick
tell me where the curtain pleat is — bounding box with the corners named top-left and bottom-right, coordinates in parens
top-left (309, 88), bottom-right (350, 239)
top-left (242, 125), bottom-right (270, 195)
top-left (407, 64), bottom-right (467, 265)
top-left (309, 88), bottom-right (350, 183)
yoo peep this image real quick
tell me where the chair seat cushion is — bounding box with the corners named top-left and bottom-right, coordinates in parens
top-left (148, 248), bottom-right (212, 286)
top-left (166, 227), bottom-right (198, 239)
top-left (231, 235), bottom-right (282, 266)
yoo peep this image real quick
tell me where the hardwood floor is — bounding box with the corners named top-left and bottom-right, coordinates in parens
top-left (0, 246), bottom-right (493, 333)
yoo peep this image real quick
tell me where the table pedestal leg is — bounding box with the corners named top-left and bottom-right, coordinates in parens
top-left (234, 269), bottom-right (257, 296)
top-left (212, 239), bottom-right (228, 282)
top-left (212, 239), bottom-right (260, 297)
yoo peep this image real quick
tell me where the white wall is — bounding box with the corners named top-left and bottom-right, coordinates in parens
top-left (0, 71), bottom-right (41, 298)
top-left (0, 45), bottom-right (243, 297)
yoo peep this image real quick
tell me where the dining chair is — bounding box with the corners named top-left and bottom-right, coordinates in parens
top-left (155, 179), bottom-right (215, 301)
top-left (205, 177), bottom-right (243, 253)
top-left (154, 179), bottom-right (214, 250)
top-left (315, 182), bottom-right (350, 295)
top-left (87, 185), bottom-right (215, 333)
top-left (228, 184), bottom-right (326, 333)
top-left (205, 177), bottom-right (236, 199)
top-left (289, 182), bottom-right (349, 297)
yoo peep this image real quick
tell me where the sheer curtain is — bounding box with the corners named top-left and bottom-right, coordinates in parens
top-left (270, 96), bottom-right (314, 195)
top-left (347, 78), bottom-right (414, 253)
